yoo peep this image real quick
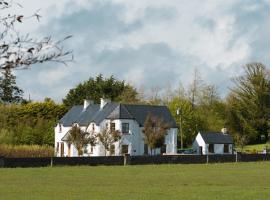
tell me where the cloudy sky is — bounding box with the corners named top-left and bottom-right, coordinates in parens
top-left (14, 0), bottom-right (270, 102)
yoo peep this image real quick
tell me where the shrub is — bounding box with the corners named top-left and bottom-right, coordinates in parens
top-left (0, 144), bottom-right (54, 158)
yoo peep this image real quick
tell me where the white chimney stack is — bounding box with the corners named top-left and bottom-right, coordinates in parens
top-left (83, 99), bottom-right (93, 109)
top-left (221, 128), bottom-right (228, 134)
top-left (100, 98), bottom-right (110, 109)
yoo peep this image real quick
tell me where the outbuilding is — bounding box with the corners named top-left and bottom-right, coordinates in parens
top-left (193, 130), bottom-right (234, 155)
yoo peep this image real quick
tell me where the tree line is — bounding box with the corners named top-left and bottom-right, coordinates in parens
top-left (0, 63), bottom-right (269, 148)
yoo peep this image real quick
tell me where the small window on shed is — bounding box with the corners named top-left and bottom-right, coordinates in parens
top-left (208, 144), bottom-right (214, 153)
top-left (224, 144), bottom-right (229, 153)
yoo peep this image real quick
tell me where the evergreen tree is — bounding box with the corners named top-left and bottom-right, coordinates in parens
top-left (0, 68), bottom-right (23, 103)
top-left (227, 63), bottom-right (270, 143)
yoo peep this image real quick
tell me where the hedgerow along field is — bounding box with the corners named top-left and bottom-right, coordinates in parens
top-left (1, 162), bottom-right (270, 200)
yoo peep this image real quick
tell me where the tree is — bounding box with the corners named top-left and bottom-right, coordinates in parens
top-left (0, 1), bottom-right (72, 70)
top-left (63, 74), bottom-right (139, 107)
top-left (142, 114), bottom-right (170, 155)
top-left (97, 124), bottom-right (121, 156)
top-left (65, 125), bottom-right (96, 156)
top-left (227, 63), bottom-right (270, 143)
top-left (0, 67), bottom-right (23, 103)
top-left (168, 96), bottom-right (206, 147)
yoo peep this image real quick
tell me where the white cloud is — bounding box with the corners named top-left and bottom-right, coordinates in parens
top-left (12, 0), bottom-right (270, 102)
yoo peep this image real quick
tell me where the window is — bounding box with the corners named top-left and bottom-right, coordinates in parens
top-left (110, 145), bottom-right (115, 156)
top-left (92, 124), bottom-right (95, 131)
top-left (110, 123), bottom-right (115, 131)
top-left (59, 124), bottom-right (62, 133)
top-left (122, 145), bottom-right (129, 155)
top-left (224, 144), bottom-right (229, 153)
top-left (60, 142), bottom-right (64, 157)
top-left (208, 144), bottom-right (214, 153)
top-left (161, 145), bottom-right (166, 154)
top-left (67, 143), bottom-right (71, 157)
top-left (144, 144), bottom-right (148, 155)
top-left (122, 123), bottom-right (129, 134)
top-left (90, 146), bottom-right (94, 154)
top-left (56, 142), bottom-right (59, 154)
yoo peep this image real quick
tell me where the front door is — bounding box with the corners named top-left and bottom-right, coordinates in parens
top-left (199, 146), bottom-right (203, 155)
top-left (60, 142), bottom-right (64, 157)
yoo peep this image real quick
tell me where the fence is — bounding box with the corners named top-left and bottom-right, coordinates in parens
top-left (1, 154), bottom-right (270, 168)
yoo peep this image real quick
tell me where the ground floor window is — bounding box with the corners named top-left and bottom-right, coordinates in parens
top-left (161, 145), bottom-right (166, 154)
top-left (122, 145), bottom-right (129, 155)
top-left (67, 143), bottom-right (71, 157)
top-left (224, 144), bottom-right (229, 153)
top-left (208, 144), bottom-right (214, 153)
top-left (60, 142), bottom-right (64, 157)
top-left (144, 144), bottom-right (148, 155)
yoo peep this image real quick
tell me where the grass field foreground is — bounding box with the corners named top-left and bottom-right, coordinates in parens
top-left (1, 162), bottom-right (270, 200)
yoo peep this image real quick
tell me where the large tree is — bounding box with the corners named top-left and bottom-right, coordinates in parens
top-left (0, 68), bottom-right (23, 103)
top-left (227, 63), bottom-right (270, 144)
top-left (63, 74), bottom-right (139, 107)
top-left (142, 114), bottom-right (170, 155)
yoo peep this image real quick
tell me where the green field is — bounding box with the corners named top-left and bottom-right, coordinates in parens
top-left (1, 163), bottom-right (270, 200)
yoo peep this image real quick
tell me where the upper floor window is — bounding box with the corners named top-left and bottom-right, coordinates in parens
top-left (110, 122), bottom-right (116, 131)
top-left (122, 123), bottom-right (129, 134)
top-left (92, 124), bottom-right (95, 131)
top-left (59, 124), bottom-right (62, 133)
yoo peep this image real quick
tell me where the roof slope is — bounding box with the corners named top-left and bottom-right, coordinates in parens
top-left (200, 132), bottom-right (234, 144)
top-left (122, 104), bottom-right (178, 128)
top-left (59, 102), bottom-right (177, 128)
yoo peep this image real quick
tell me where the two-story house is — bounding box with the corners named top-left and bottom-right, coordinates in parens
top-left (55, 98), bottom-right (178, 157)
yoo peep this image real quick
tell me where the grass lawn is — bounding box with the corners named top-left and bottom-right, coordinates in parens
top-left (1, 163), bottom-right (270, 200)
top-left (239, 143), bottom-right (270, 153)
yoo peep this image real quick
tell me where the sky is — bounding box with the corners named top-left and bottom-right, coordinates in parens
top-left (13, 0), bottom-right (270, 102)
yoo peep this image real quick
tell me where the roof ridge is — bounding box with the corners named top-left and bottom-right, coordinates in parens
top-left (121, 104), bottom-right (134, 119)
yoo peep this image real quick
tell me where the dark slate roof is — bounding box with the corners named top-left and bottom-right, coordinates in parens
top-left (122, 104), bottom-right (178, 128)
top-left (59, 102), bottom-right (177, 128)
top-left (60, 105), bottom-right (84, 126)
top-left (200, 132), bottom-right (234, 144)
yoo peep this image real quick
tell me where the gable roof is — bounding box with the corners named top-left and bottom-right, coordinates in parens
top-left (59, 102), bottom-right (177, 128)
top-left (122, 104), bottom-right (178, 127)
top-left (199, 132), bottom-right (234, 144)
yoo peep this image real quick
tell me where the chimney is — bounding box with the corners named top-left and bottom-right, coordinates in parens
top-left (100, 98), bottom-right (110, 109)
top-left (83, 99), bottom-right (93, 109)
top-left (221, 128), bottom-right (228, 135)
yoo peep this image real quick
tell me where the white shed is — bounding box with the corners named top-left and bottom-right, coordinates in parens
top-left (193, 131), bottom-right (234, 155)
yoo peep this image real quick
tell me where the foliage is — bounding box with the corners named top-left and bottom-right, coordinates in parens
top-left (0, 100), bottom-right (67, 146)
top-left (97, 124), bottom-right (121, 156)
top-left (0, 144), bottom-right (54, 157)
top-left (0, 68), bottom-right (23, 103)
top-left (0, 0), bottom-right (72, 70)
top-left (142, 114), bottom-right (169, 154)
top-left (226, 63), bottom-right (270, 144)
top-left (168, 96), bottom-right (206, 147)
top-left (63, 74), bottom-right (139, 107)
top-left (65, 125), bottom-right (96, 156)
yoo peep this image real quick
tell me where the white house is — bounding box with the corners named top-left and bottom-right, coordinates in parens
top-left (55, 98), bottom-right (178, 157)
top-left (193, 130), bottom-right (234, 155)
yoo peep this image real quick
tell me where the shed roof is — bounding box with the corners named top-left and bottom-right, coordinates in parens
top-left (200, 132), bottom-right (234, 144)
